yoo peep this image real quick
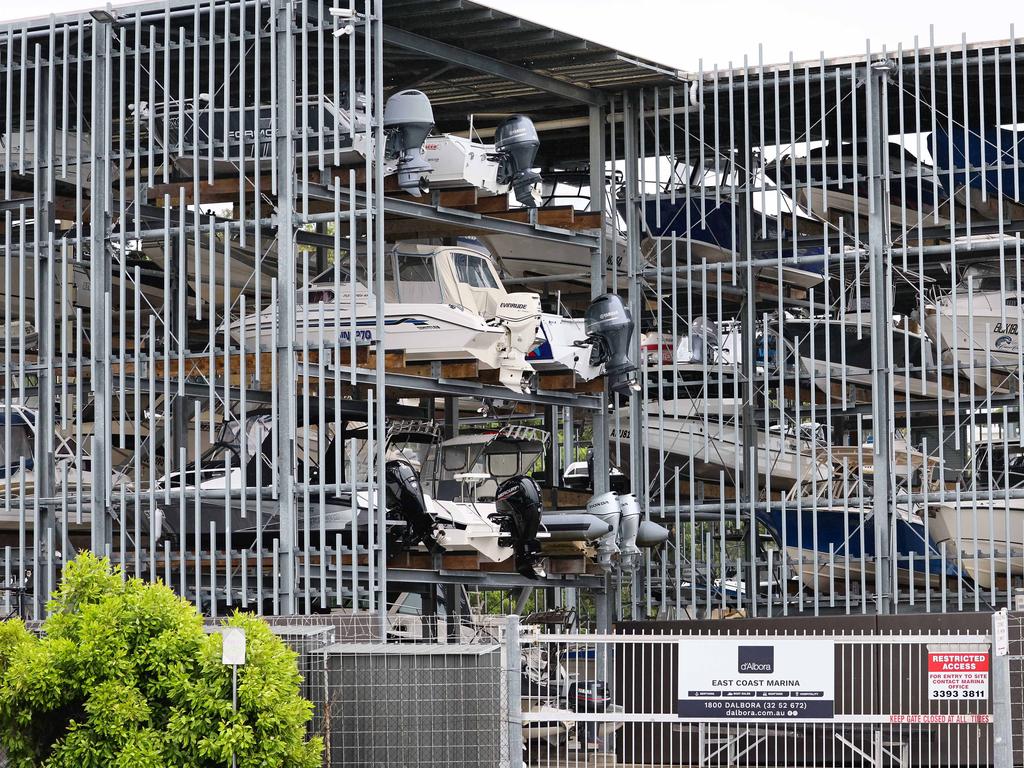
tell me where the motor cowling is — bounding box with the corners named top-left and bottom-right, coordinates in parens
top-left (384, 458), bottom-right (436, 549)
top-left (617, 492), bottom-right (642, 568)
top-left (568, 680), bottom-right (611, 713)
top-left (586, 491), bottom-right (621, 569)
top-left (492, 475), bottom-right (545, 578)
top-left (585, 294), bottom-right (638, 396)
top-left (383, 89), bottom-right (435, 196)
top-left (494, 115), bottom-right (542, 207)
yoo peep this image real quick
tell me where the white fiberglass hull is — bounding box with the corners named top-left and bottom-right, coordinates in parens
top-left (796, 187), bottom-right (950, 229)
top-left (478, 230), bottom-right (629, 288)
top-left (929, 498), bottom-right (1024, 588)
top-left (528, 314), bottom-right (601, 380)
top-left (233, 299), bottom-right (535, 390)
top-left (924, 297), bottom-right (1023, 369)
top-left (684, 240), bottom-right (826, 289)
top-left (802, 357), bottom-right (943, 400)
top-left (637, 416), bottom-right (830, 486)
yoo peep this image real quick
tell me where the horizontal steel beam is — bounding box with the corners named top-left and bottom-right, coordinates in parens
top-left (380, 24), bottom-right (604, 106)
top-left (310, 180), bottom-right (601, 248)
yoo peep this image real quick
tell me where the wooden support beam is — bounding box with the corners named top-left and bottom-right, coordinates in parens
top-left (147, 176), bottom-right (274, 206)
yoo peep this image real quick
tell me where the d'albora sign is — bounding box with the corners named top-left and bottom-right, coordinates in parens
top-left (677, 637), bottom-right (835, 720)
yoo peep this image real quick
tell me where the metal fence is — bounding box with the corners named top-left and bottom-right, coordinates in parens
top-left (517, 621), bottom-right (1006, 767)
top-left (262, 610), bottom-right (1012, 767)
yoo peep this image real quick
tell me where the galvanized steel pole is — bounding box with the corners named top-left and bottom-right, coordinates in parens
top-left (867, 59), bottom-right (895, 614)
top-left (89, 18), bottom-right (112, 557)
top-left (274, 0), bottom-right (297, 614)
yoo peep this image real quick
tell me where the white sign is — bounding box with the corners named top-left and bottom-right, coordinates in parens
top-left (677, 637), bottom-right (835, 721)
top-left (927, 649), bottom-right (988, 700)
top-left (221, 627), bottom-right (247, 666)
top-left (994, 609), bottom-right (1009, 656)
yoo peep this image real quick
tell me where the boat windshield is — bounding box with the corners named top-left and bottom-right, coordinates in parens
top-left (0, 425), bottom-right (33, 468)
top-left (453, 252), bottom-right (499, 289)
top-left (392, 252), bottom-right (443, 302)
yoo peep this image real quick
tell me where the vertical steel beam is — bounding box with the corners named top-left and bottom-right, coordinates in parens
top-left (623, 93), bottom-right (644, 514)
top-left (588, 104), bottom-right (610, 498)
top-left (373, 0), bottom-right (389, 632)
top-left (867, 60), bottom-right (894, 614)
top-left (993, 609), bottom-right (1013, 768)
top-left (89, 19), bottom-right (112, 556)
top-left (274, 0), bottom-right (298, 614)
top-left (738, 192), bottom-right (759, 616)
top-left (35, 50), bottom-right (56, 610)
top-left (505, 613), bottom-right (524, 768)
top-left (623, 92), bottom-right (645, 621)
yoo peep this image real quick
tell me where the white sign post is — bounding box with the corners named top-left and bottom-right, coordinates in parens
top-left (677, 637), bottom-right (835, 721)
top-left (221, 627), bottom-right (246, 768)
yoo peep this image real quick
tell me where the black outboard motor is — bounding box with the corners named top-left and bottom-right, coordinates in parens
top-left (493, 115), bottom-right (543, 207)
top-left (491, 475), bottom-right (545, 578)
top-left (585, 293), bottom-right (639, 396)
top-left (384, 458), bottom-right (437, 550)
top-left (567, 680), bottom-right (611, 713)
top-left (383, 89), bottom-right (435, 196)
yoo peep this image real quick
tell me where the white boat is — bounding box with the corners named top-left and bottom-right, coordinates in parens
top-left (616, 398), bottom-right (832, 491)
top-left (635, 196), bottom-right (827, 289)
top-left (765, 139), bottom-right (949, 231)
top-left (232, 243), bottom-right (544, 392)
top-left (928, 497), bottom-right (1024, 589)
top-left (829, 439), bottom-right (940, 490)
top-left (154, 415), bottom-right (549, 576)
top-left (925, 446), bottom-right (1024, 589)
top-left (0, 405), bottom-right (104, 532)
top-left (768, 312), bottom-right (943, 402)
top-left (923, 266), bottom-right (1024, 369)
top-left (474, 224), bottom-right (629, 289)
top-left (147, 90), bottom-right (434, 194)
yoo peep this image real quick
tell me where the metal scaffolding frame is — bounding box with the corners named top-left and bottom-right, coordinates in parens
top-left (3, 0), bottom-right (1024, 633)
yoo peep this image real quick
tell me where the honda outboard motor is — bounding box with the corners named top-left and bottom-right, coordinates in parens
top-left (617, 493), bottom-right (642, 568)
top-left (384, 458), bottom-right (436, 549)
top-left (586, 491), bottom-right (621, 569)
top-left (494, 115), bottom-right (542, 207)
top-left (383, 89), bottom-right (434, 196)
top-left (492, 475), bottom-right (545, 578)
top-left (584, 294), bottom-right (638, 396)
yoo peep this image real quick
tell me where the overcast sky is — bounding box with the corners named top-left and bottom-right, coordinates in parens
top-left (5, 0), bottom-right (1022, 72)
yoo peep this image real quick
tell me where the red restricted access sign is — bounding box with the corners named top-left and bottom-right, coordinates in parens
top-left (927, 652), bottom-right (989, 700)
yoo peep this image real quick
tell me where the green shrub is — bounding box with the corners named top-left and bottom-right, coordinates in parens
top-left (0, 552), bottom-right (323, 768)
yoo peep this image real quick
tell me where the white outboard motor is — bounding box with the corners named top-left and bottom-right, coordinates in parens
top-left (679, 316), bottom-right (719, 364)
top-left (584, 294), bottom-right (639, 396)
top-left (493, 115), bottom-right (542, 207)
top-left (617, 493), bottom-right (642, 567)
top-left (493, 293), bottom-right (542, 391)
top-left (383, 89), bottom-right (435, 196)
top-left (586, 491), bottom-right (621, 569)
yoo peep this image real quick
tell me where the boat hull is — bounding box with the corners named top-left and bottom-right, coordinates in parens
top-left (929, 498), bottom-right (1024, 588)
top-left (924, 301), bottom-right (1024, 369)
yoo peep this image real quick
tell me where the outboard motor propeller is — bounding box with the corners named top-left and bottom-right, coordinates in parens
top-left (492, 475), bottom-right (545, 578)
top-left (584, 293), bottom-right (639, 396)
top-left (384, 458), bottom-right (437, 550)
top-left (493, 115), bottom-right (543, 207)
top-left (383, 89), bottom-right (435, 196)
